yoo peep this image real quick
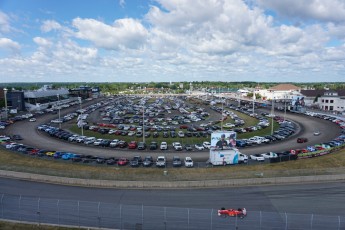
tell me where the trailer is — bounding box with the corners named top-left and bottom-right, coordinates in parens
top-left (209, 148), bottom-right (244, 166)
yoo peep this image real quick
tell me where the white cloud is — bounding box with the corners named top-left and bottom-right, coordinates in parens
top-left (1, 0), bottom-right (345, 82)
top-left (119, 0), bottom-right (125, 8)
top-left (33, 37), bottom-right (52, 47)
top-left (0, 38), bottom-right (20, 52)
top-left (72, 17), bottom-right (148, 50)
top-left (258, 0), bottom-right (345, 23)
top-left (0, 11), bottom-right (12, 34)
top-left (41, 20), bottom-right (62, 32)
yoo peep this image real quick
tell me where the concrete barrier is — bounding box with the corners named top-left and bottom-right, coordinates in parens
top-left (1, 170), bottom-right (345, 188)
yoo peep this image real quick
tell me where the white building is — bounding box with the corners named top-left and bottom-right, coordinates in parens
top-left (257, 84), bottom-right (302, 101)
top-left (317, 91), bottom-right (345, 112)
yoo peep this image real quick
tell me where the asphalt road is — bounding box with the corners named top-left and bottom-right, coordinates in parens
top-left (3, 103), bottom-right (341, 162)
top-left (1, 178), bottom-right (344, 229)
top-left (1, 178), bottom-right (345, 214)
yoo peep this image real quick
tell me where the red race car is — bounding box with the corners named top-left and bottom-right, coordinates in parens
top-left (218, 208), bottom-right (247, 218)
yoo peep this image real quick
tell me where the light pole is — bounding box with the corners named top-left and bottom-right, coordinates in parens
top-left (271, 92), bottom-right (275, 135)
top-left (142, 105), bottom-right (145, 144)
top-left (57, 94), bottom-right (61, 129)
top-left (221, 100), bottom-right (224, 131)
top-left (3, 88), bottom-right (8, 120)
top-left (78, 97), bottom-right (83, 136)
top-left (284, 94), bottom-right (287, 122)
top-left (252, 90), bottom-right (255, 115)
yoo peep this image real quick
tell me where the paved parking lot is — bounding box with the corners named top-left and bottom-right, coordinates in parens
top-left (2, 97), bottom-right (341, 163)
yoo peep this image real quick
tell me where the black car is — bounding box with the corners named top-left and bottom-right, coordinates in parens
top-left (100, 139), bottom-right (111, 147)
top-left (143, 156), bottom-right (153, 167)
top-left (149, 142), bottom-right (158, 150)
top-left (172, 156), bottom-right (182, 167)
top-left (130, 156), bottom-right (143, 167)
top-left (106, 158), bottom-right (118, 165)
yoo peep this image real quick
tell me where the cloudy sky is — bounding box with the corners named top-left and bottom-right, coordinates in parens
top-left (0, 0), bottom-right (345, 83)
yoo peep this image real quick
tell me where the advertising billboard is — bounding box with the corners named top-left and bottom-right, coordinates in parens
top-left (210, 131), bottom-right (237, 150)
top-left (291, 96), bottom-right (305, 112)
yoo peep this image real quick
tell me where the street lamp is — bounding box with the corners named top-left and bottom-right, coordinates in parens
top-left (221, 99), bottom-right (224, 131)
top-left (3, 88), bottom-right (8, 120)
top-left (271, 92), bottom-right (275, 135)
top-left (142, 105), bottom-right (145, 144)
top-left (284, 94), bottom-right (287, 122)
top-left (78, 97), bottom-right (83, 136)
top-left (252, 90), bottom-right (255, 116)
top-left (57, 94), bottom-right (61, 129)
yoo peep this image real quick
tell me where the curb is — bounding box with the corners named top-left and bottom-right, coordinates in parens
top-left (1, 170), bottom-right (345, 188)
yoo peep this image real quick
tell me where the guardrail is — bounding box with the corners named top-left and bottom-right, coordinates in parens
top-left (0, 194), bottom-right (343, 230)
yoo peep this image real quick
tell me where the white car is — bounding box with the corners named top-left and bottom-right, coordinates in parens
top-left (184, 157), bottom-right (194, 167)
top-left (156, 156), bottom-right (166, 167)
top-left (238, 153), bottom-right (248, 164)
top-left (250, 154), bottom-right (265, 162)
top-left (172, 142), bottom-right (183, 151)
top-left (313, 131), bottom-right (321, 136)
top-left (93, 139), bottom-right (104, 146)
top-left (260, 152), bottom-right (278, 159)
top-left (203, 141), bottom-right (211, 149)
top-left (177, 131), bottom-right (185, 138)
top-left (248, 137), bottom-right (262, 144)
top-left (29, 118), bottom-right (37, 122)
top-left (160, 142), bottom-right (168, 150)
top-left (223, 123), bottom-right (235, 128)
top-left (109, 139), bottom-right (119, 147)
top-left (127, 131), bottom-right (136, 136)
top-left (195, 144), bottom-right (205, 150)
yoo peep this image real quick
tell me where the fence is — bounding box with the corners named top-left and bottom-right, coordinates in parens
top-left (0, 194), bottom-right (344, 230)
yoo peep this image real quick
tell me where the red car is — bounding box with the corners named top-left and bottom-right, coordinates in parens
top-left (218, 208), bottom-right (247, 218)
top-left (118, 158), bottom-right (129, 166)
top-left (297, 138), bottom-right (308, 143)
top-left (128, 141), bottom-right (138, 149)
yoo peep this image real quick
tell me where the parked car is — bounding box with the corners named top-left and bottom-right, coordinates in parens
top-left (172, 142), bottom-right (183, 151)
top-left (195, 143), bottom-right (204, 150)
top-left (118, 158), bottom-right (129, 166)
top-left (128, 141), bottom-right (138, 149)
top-left (172, 156), bottom-right (182, 167)
top-left (184, 157), bottom-right (194, 167)
top-left (249, 154), bottom-right (265, 162)
top-left (137, 142), bottom-right (147, 150)
top-left (203, 141), bottom-right (211, 149)
top-left (185, 144), bottom-right (193, 151)
top-left (156, 156), bottom-right (166, 167)
top-left (160, 142), bottom-right (168, 150)
top-left (130, 156), bottom-right (143, 167)
top-left (260, 152), bottom-right (278, 159)
top-left (149, 142), bottom-right (158, 150)
top-left (143, 156), bottom-right (154, 167)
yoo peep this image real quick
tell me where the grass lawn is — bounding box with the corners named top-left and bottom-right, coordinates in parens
top-left (0, 221), bottom-right (80, 230)
top-left (1, 147), bottom-right (345, 181)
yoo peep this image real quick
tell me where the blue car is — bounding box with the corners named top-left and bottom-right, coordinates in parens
top-left (236, 140), bottom-right (247, 148)
top-left (53, 151), bottom-right (66, 159)
top-left (307, 146), bottom-right (316, 152)
top-left (62, 153), bottom-right (77, 160)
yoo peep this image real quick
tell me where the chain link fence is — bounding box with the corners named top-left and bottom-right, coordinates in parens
top-left (1, 194), bottom-right (344, 230)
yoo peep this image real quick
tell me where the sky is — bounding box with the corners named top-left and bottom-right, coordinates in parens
top-left (0, 0), bottom-right (345, 83)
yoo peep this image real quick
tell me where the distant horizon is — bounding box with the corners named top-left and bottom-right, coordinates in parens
top-left (1, 0), bottom-right (345, 82)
